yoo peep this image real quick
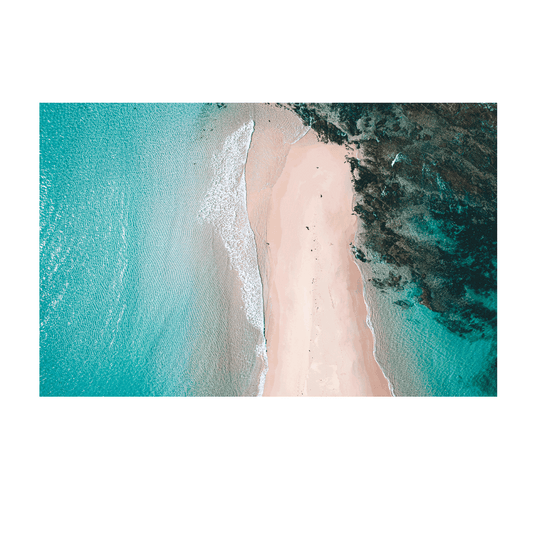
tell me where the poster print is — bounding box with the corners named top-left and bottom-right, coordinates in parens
top-left (40, 103), bottom-right (497, 396)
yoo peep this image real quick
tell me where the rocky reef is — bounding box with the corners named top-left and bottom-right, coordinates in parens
top-left (286, 103), bottom-right (496, 344)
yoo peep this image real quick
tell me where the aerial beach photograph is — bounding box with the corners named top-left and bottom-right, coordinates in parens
top-left (39, 103), bottom-right (497, 397)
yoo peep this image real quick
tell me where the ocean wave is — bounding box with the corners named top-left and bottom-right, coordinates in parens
top-left (254, 339), bottom-right (268, 397)
top-left (198, 120), bottom-right (268, 394)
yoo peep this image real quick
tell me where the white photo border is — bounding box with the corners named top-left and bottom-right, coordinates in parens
top-left (17, 84), bottom-right (516, 416)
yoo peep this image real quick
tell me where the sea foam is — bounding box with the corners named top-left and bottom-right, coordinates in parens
top-left (198, 120), bottom-right (268, 395)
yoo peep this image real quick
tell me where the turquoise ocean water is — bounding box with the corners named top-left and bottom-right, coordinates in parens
top-left (358, 259), bottom-right (496, 396)
top-left (40, 103), bottom-right (266, 396)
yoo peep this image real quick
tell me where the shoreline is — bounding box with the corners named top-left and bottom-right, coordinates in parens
top-left (354, 259), bottom-right (396, 397)
top-left (242, 104), bottom-right (310, 394)
top-left (246, 122), bottom-right (391, 396)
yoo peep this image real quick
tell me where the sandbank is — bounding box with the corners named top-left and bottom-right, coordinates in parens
top-left (245, 111), bottom-right (391, 396)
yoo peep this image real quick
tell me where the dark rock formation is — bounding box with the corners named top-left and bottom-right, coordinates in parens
top-left (287, 103), bottom-right (497, 341)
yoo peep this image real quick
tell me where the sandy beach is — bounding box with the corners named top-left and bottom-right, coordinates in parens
top-left (245, 114), bottom-right (391, 397)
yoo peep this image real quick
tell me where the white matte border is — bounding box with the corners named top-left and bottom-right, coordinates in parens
top-left (18, 84), bottom-right (516, 416)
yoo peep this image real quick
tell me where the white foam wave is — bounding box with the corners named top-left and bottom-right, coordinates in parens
top-left (198, 120), bottom-right (268, 395)
top-left (255, 339), bottom-right (268, 397)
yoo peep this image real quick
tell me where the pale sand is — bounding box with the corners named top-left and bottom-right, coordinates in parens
top-left (244, 104), bottom-right (310, 327)
top-left (246, 122), bottom-right (391, 397)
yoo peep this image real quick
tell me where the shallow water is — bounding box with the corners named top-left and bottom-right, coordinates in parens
top-left (359, 260), bottom-right (496, 396)
top-left (40, 103), bottom-right (267, 396)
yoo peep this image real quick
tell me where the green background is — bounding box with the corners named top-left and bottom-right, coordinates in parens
top-left (0, 1), bottom-right (520, 533)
